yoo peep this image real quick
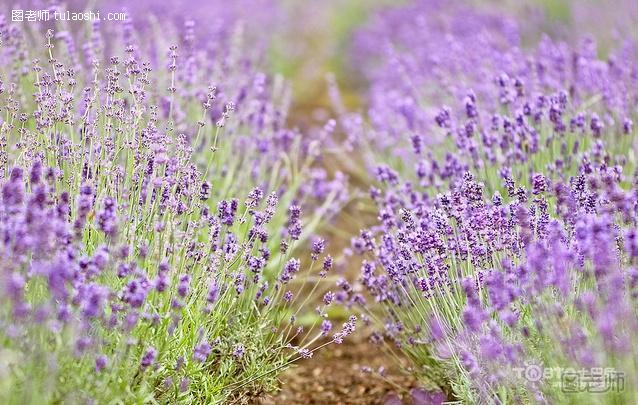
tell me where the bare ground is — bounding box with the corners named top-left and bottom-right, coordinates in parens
top-left (257, 338), bottom-right (429, 405)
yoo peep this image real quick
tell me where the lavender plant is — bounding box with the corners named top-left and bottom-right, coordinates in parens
top-left (343, 1), bottom-right (638, 403)
top-left (0, 6), bottom-right (351, 403)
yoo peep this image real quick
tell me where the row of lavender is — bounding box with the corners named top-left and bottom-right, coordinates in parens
top-left (0, 2), bottom-right (354, 403)
top-left (339, 0), bottom-right (638, 403)
top-left (2, 0), bottom-right (637, 403)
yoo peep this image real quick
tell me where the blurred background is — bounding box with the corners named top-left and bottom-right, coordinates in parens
top-left (6, 0), bottom-right (638, 126)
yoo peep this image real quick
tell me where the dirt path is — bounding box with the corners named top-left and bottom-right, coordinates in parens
top-left (258, 337), bottom-right (423, 404)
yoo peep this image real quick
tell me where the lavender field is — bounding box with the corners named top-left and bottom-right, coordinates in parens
top-left (0, 0), bottom-right (637, 404)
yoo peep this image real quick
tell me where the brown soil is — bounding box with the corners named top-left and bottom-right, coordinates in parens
top-left (258, 338), bottom-right (422, 405)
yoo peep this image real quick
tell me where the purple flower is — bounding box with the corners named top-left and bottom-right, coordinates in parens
top-left (81, 283), bottom-right (109, 318)
top-left (623, 118), bottom-right (633, 135)
top-left (279, 258), bottom-right (300, 284)
top-left (180, 378), bottom-right (189, 393)
top-left (178, 274), bottom-right (191, 297)
top-left (6, 273), bottom-right (26, 302)
top-left (246, 187), bottom-right (264, 208)
top-left (96, 197), bottom-right (118, 237)
top-left (531, 173), bottom-right (547, 195)
top-left (298, 348), bottom-right (313, 359)
top-left (286, 205), bottom-right (303, 240)
top-left (122, 279), bottom-right (149, 309)
top-left (193, 342), bottom-right (212, 362)
top-left (141, 347), bottom-right (157, 369)
top-left (155, 270), bottom-right (169, 293)
top-left (232, 344), bottom-right (245, 358)
top-left (200, 182), bottom-right (211, 201)
top-left (320, 320), bottom-right (332, 336)
top-left (311, 238), bottom-right (325, 260)
top-left (283, 291), bottom-right (293, 302)
top-left (217, 199), bottom-right (238, 226)
top-left (428, 317), bottom-right (445, 342)
top-left (320, 255), bottom-right (333, 277)
top-left (207, 281), bottom-right (220, 304)
top-left (95, 355), bottom-right (108, 372)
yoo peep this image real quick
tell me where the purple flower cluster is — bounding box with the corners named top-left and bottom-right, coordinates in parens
top-left (347, 0), bottom-right (519, 151)
top-left (346, 1), bottom-right (638, 402)
top-left (0, 5), bottom-right (349, 403)
top-left (10, 0), bottom-right (638, 402)
top-left (342, 0), bottom-right (638, 169)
